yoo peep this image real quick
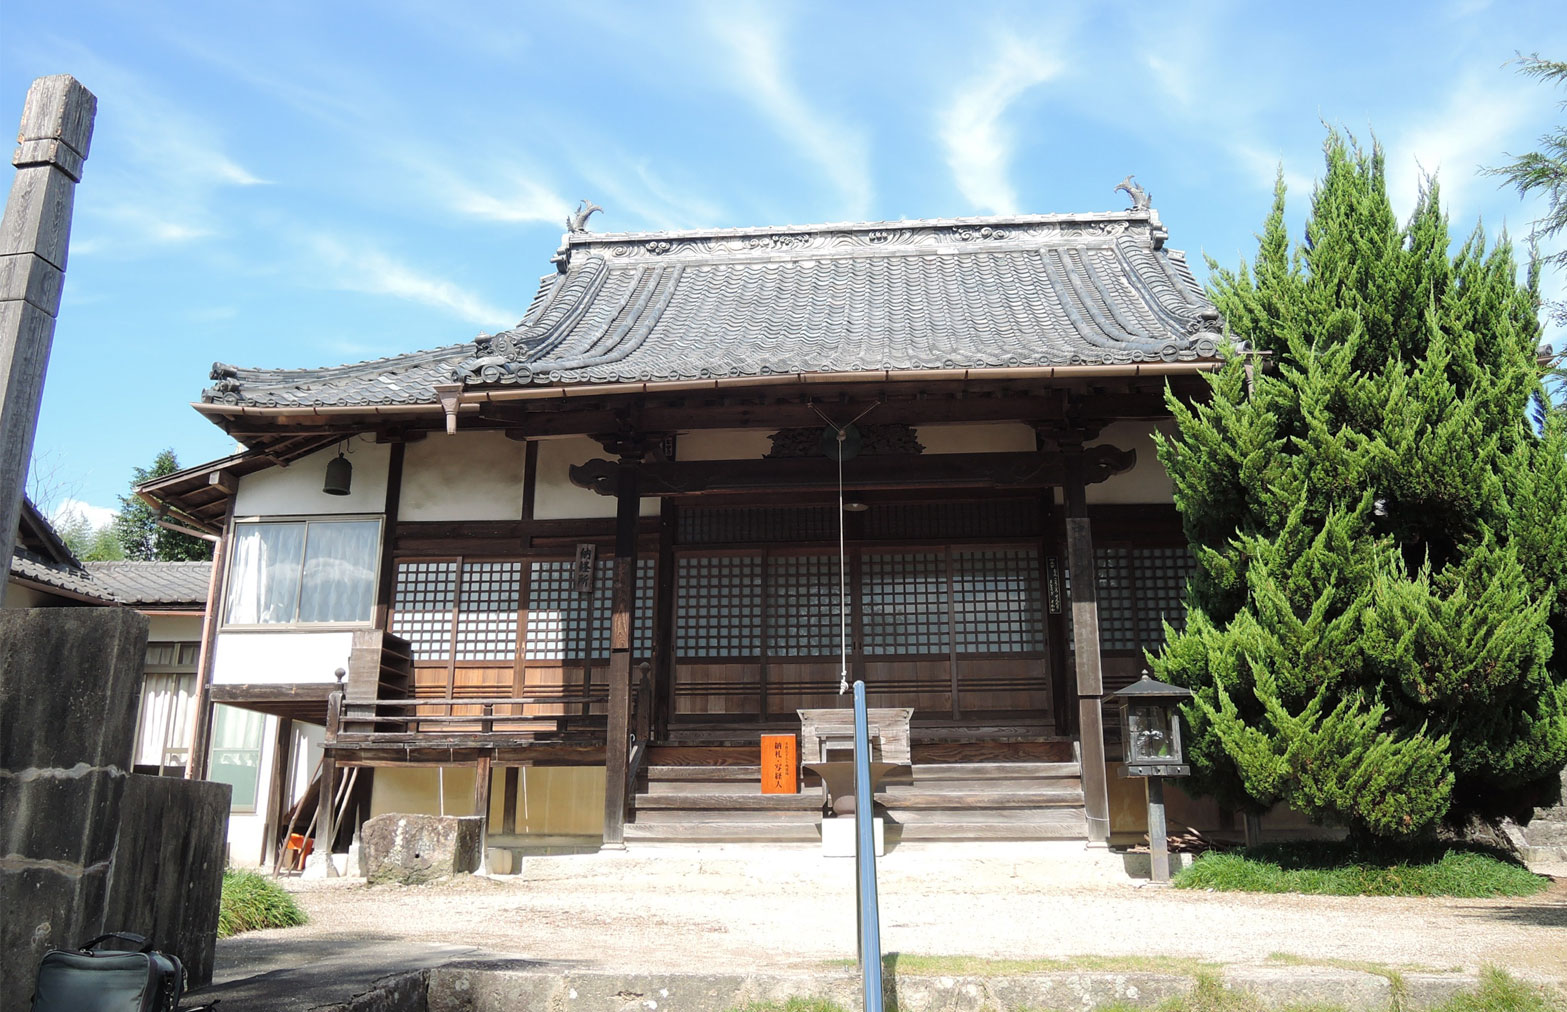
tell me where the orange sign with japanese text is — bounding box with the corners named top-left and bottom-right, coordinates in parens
top-left (760, 734), bottom-right (798, 794)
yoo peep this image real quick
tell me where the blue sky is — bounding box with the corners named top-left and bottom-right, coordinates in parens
top-left (3, 0), bottom-right (1564, 525)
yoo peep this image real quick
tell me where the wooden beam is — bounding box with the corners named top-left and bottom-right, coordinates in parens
top-left (571, 446), bottom-right (1136, 498)
top-left (601, 459), bottom-right (640, 848)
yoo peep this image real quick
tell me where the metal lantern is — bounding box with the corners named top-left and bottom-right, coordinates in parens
top-left (323, 447), bottom-right (352, 496)
top-left (1111, 674), bottom-right (1192, 777)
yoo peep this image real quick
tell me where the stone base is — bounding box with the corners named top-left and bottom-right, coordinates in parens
top-left (361, 814), bottom-right (483, 885)
top-left (820, 816), bottom-right (883, 857)
top-left (1120, 850), bottom-right (1196, 879)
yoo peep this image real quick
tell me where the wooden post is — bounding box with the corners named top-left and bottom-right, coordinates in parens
top-left (372, 441), bottom-right (405, 629)
top-left (652, 499), bottom-right (676, 736)
top-left (318, 691), bottom-right (341, 877)
top-left (1064, 464), bottom-right (1111, 845)
top-left (260, 716), bottom-right (294, 868)
top-left (502, 766), bottom-right (519, 834)
top-left (472, 753), bottom-right (492, 874)
top-left (0, 76), bottom-right (95, 580)
top-left (602, 460), bottom-right (640, 847)
top-left (1147, 775), bottom-right (1170, 884)
top-left (187, 512), bottom-right (232, 780)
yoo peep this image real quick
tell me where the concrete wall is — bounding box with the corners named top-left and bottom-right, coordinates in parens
top-left (401, 431), bottom-right (526, 521)
top-left (370, 766), bottom-right (605, 837)
top-left (533, 435), bottom-right (658, 520)
top-left (105, 774), bottom-right (229, 987)
top-left (0, 609), bottom-right (227, 995)
top-left (213, 631), bottom-right (355, 684)
top-left (234, 436), bottom-right (390, 517)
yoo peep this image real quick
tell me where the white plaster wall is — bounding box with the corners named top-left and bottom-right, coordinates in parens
top-left (916, 422), bottom-right (1037, 454)
top-left (212, 632), bottom-right (354, 684)
top-left (3, 583), bottom-right (48, 608)
top-left (234, 436), bottom-right (390, 516)
top-left (369, 765), bottom-right (605, 836)
top-left (1087, 420), bottom-right (1177, 504)
top-left (676, 429), bottom-right (774, 461)
top-left (400, 431), bottom-right (526, 521)
top-left (147, 614), bottom-right (204, 641)
top-left (532, 436), bottom-right (657, 520)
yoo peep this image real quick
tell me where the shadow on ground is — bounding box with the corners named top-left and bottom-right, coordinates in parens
top-left (193, 931), bottom-right (577, 1012)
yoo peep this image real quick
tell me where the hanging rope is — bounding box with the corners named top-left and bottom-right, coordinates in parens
top-left (810, 402), bottom-right (879, 697)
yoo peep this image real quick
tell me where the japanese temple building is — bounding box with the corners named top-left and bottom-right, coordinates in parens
top-left (141, 198), bottom-right (1227, 864)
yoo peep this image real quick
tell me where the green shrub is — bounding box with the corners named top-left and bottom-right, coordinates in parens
top-left (217, 869), bottom-right (307, 938)
top-left (1172, 841), bottom-right (1550, 897)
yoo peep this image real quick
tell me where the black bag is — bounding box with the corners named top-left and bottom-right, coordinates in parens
top-left (30, 932), bottom-right (186, 1012)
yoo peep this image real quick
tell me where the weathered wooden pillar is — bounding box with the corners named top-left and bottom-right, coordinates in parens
top-left (0, 76), bottom-right (94, 581)
top-left (318, 691), bottom-right (341, 876)
top-left (186, 513), bottom-right (231, 780)
top-left (652, 498), bottom-right (677, 737)
top-left (1064, 464), bottom-right (1111, 845)
top-left (472, 753), bottom-right (492, 873)
top-left (601, 460), bottom-right (640, 848)
top-left (261, 716), bottom-right (294, 867)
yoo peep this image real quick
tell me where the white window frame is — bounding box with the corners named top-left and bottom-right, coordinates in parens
top-left (221, 515), bottom-right (384, 630)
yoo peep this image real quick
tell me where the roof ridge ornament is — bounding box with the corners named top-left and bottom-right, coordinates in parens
top-left (567, 199), bottom-right (603, 234)
top-left (1115, 175), bottom-right (1151, 211)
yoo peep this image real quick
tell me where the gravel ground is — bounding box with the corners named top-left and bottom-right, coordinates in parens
top-left (232, 844), bottom-right (1567, 984)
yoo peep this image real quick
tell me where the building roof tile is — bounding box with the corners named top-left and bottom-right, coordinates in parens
top-left (203, 206), bottom-right (1223, 409)
top-left (84, 561), bottom-right (212, 606)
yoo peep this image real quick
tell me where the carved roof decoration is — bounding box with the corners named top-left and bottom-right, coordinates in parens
top-left (202, 204), bottom-right (1223, 410)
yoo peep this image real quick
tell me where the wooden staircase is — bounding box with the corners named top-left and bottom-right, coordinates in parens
top-left (625, 744), bottom-right (1087, 844)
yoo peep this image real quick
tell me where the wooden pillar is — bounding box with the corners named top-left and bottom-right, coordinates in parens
top-left (602, 461), bottom-right (640, 847)
top-left (472, 753), bottom-right (492, 873)
top-left (372, 441), bottom-right (405, 629)
top-left (502, 766), bottom-right (519, 834)
top-left (1064, 465), bottom-right (1110, 845)
top-left (260, 716), bottom-right (294, 867)
top-left (0, 76), bottom-right (95, 580)
top-left (652, 499), bottom-right (677, 737)
top-left (318, 691), bottom-right (341, 876)
top-left (187, 511), bottom-right (233, 780)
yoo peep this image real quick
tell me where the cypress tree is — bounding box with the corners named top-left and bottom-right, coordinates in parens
top-left (1152, 132), bottom-right (1567, 841)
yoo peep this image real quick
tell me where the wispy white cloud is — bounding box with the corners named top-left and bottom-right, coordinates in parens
top-left (707, 11), bottom-right (873, 220)
top-left (1385, 71), bottom-right (1532, 222)
top-left (440, 169), bottom-right (570, 226)
top-left (939, 40), bottom-right (1063, 215)
top-left (306, 235), bottom-right (515, 327)
top-left (1229, 142), bottom-right (1316, 202)
top-left (52, 498), bottom-right (118, 531)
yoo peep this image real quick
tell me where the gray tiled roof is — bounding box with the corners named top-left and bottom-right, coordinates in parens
top-left (203, 207), bottom-right (1223, 408)
top-left (85, 561), bottom-right (212, 606)
top-left (10, 550), bottom-right (116, 603)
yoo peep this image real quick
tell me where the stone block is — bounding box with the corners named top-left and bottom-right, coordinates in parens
top-left (0, 768), bottom-right (125, 866)
top-left (0, 608), bottom-right (147, 770)
top-left (987, 972), bottom-right (1192, 1010)
top-left (1222, 965), bottom-right (1390, 1009)
top-left (104, 774), bottom-right (230, 987)
top-left (1401, 973), bottom-right (1481, 1010)
top-left (362, 815), bottom-right (483, 885)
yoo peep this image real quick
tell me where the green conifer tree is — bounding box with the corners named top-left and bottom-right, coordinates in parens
top-left (113, 449), bottom-right (213, 562)
top-left (1152, 132), bottom-right (1567, 841)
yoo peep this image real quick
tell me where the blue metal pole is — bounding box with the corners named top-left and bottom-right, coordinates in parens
top-left (853, 679), bottom-right (884, 1012)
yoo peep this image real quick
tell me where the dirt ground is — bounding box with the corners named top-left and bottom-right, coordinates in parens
top-left (248, 844), bottom-right (1567, 982)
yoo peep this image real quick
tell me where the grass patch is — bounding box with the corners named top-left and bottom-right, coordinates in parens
top-left (1171, 840), bottom-right (1549, 897)
top-left (743, 967), bottom-right (1564, 1012)
top-left (217, 869), bottom-right (307, 938)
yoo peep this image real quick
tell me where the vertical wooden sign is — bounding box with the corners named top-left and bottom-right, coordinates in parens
top-left (760, 734), bottom-right (797, 794)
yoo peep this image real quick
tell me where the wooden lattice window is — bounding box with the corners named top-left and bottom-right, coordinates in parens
top-left (861, 551), bottom-right (949, 655)
top-left (766, 553), bottom-right (843, 657)
top-left (455, 561), bottom-right (523, 661)
top-left (391, 560), bottom-right (458, 661)
top-left (952, 548), bottom-right (1045, 653)
top-left (524, 561), bottom-right (590, 661)
top-left (1065, 545), bottom-right (1196, 653)
top-left (1133, 547), bottom-right (1196, 651)
top-left (586, 558), bottom-right (656, 657)
top-left (1095, 547), bottom-right (1138, 651)
top-left (675, 554), bottom-right (763, 658)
